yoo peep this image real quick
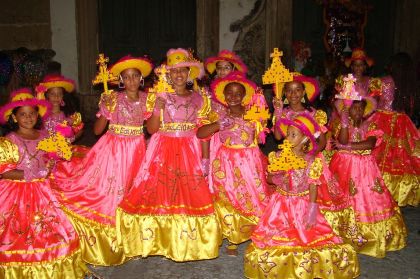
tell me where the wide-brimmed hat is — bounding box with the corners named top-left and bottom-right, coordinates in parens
top-left (276, 72), bottom-right (319, 102)
top-left (109, 55), bottom-right (153, 77)
top-left (0, 88), bottom-right (51, 124)
top-left (166, 48), bottom-right (204, 80)
top-left (276, 113), bottom-right (321, 154)
top-left (205, 50), bottom-right (248, 74)
top-left (35, 74), bottom-right (75, 99)
top-left (211, 71), bottom-right (256, 106)
top-left (345, 48), bottom-right (374, 68)
top-left (335, 96), bottom-right (377, 117)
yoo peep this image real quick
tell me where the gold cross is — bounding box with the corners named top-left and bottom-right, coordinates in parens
top-left (92, 54), bottom-right (119, 94)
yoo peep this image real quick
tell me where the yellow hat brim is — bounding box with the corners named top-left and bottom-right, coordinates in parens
top-left (110, 59), bottom-right (153, 77)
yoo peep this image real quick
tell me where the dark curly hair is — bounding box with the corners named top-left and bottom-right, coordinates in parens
top-left (5, 106), bottom-right (43, 133)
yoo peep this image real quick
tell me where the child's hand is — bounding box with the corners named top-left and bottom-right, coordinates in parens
top-left (305, 202), bottom-right (318, 229)
top-left (273, 97), bottom-right (283, 111)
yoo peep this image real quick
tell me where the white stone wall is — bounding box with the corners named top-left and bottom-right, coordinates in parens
top-left (219, 0), bottom-right (257, 51)
top-left (50, 0), bottom-right (78, 86)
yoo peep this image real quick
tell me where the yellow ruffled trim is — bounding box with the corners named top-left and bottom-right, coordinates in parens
top-left (116, 208), bottom-right (222, 262)
top-left (382, 172), bottom-right (420, 207)
top-left (244, 242), bottom-right (360, 279)
top-left (1, 249), bottom-right (88, 279)
top-left (214, 198), bottom-right (258, 244)
top-left (322, 207), bottom-right (407, 258)
top-left (61, 206), bottom-right (127, 266)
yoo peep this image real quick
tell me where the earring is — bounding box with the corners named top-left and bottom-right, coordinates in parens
top-left (283, 98), bottom-right (289, 104)
top-left (186, 79), bottom-right (193, 87)
top-left (119, 76), bottom-right (125, 89)
top-left (140, 76), bottom-right (145, 87)
top-left (167, 75), bottom-right (173, 85)
top-left (12, 115), bottom-right (17, 123)
top-left (60, 100), bottom-right (65, 106)
top-left (301, 96), bottom-right (306, 103)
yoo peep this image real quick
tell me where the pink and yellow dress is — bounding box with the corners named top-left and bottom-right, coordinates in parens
top-left (369, 76), bottom-right (420, 206)
top-left (329, 120), bottom-right (407, 258)
top-left (211, 111), bottom-right (268, 244)
top-left (0, 133), bottom-right (87, 278)
top-left (117, 92), bottom-right (221, 262)
top-left (50, 92), bottom-right (149, 266)
top-left (244, 154), bottom-right (359, 279)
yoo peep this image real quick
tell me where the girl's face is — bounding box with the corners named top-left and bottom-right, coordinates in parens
top-left (351, 60), bottom-right (367, 77)
top-left (223, 83), bottom-right (245, 107)
top-left (286, 125), bottom-right (307, 150)
top-left (216, 61), bottom-right (234, 78)
top-left (121, 68), bottom-right (142, 92)
top-left (46, 87), bottom-right (64, 107)
top-left (168, 67), bottom-right (189, 87)
top-left (349, 101), bottom-right (366, 122)
top-left (14, 106), bottom-right (39, 130)
top-left (284, 81), bottom-right (305, 106)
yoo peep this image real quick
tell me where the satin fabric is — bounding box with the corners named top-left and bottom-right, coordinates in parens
top-left (0, 179), bottom-right (87, 278)
top-left (370, 110), bottom-right (420, 206)
top-left (244, 186), bottom-right (359, 278)
top-left (118, 132), bottom-right (221, 261)
top-left (329, 151), bottom-right (407, 257)
top-left (51, 133), bottom-right (146, 265)
top-left (211, 145), bottom-right (268, 244)
top-left (244, 242), bottom-right (360, 279)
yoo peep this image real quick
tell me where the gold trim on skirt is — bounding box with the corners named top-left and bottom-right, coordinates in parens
top-left (1, 249), bottom-right (88, 279)
top-left (322, 207), bottom-right (407, 258)
top-left (61, 206), bottom-right (127, 266)
top-left (244, 242), bottom-right (360, 279)
top-left (382, 172), bottom-right (419, 207)
top-left (214, 198), bottom-right (258, 244)
top-left (116, 208), bottom-right (222, 262)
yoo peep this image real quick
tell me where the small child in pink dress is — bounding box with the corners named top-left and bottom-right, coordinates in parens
top-left (244, 113), bottom-right (360, 279)
top-left (330, 95), bottom-right (407, 258)
top-left (0, 89), bottom-right (87, 278)
top-left (197, 72), bottom-right (269, 256)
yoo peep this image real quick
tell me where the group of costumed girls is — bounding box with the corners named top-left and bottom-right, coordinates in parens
top-left (0, 47), bottom-right (416, 278)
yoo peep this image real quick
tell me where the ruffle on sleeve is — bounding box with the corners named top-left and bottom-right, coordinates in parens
top-left (0, 137), bottom-right (19, 174)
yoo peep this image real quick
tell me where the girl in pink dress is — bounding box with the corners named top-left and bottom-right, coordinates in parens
top-left (50, 56), bottom-right (153, 266)
top-left (197, 72), bottom-right (268, 256)
top-left (117, 48), bottom-right (221, 262)
top-left (329, 94), bottom-right (407, 258)
top-left (36, 74), bottom-right (84, 143)
top-left (0, 89), bottom-right (87, 278)
top-left (369, 76), bottom-right (420, 207)
top-left (244, 113), bottom-right (359, 279)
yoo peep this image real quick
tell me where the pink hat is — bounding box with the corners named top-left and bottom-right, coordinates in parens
top-left (205, 50), bottom-right (248, 74)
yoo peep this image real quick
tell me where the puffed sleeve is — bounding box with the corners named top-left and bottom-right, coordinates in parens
top-left (307, 157), bottom-right (323, 186)
top-left (0, 137), bottom-right (19, 174)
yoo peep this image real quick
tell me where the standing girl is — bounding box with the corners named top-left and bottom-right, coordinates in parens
top-left (0, 89), bottom-right (87, 278)
top-left (117, 48), bottom-right (221, 262)
top-left (329, 92), bottom-right (407, 258)
top-left (197, 72), bottom-right (268, 256)
top-left (51, 56), bottom-right (153, 266)
top-left (272, 73), bottom-right (327, 152)
top-left (244, 113), bottom-right (359, 279)
top-left (36, 74), bottom-right (84, 142)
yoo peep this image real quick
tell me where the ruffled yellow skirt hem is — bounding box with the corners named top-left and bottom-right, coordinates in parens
top-left (116, 208), bottom-right (222, 262)
top-left (244, 242), bottom-right (360, 279)
top-left (322, 207), bottom-right (407, 258)
top-left (214, 198), bottom-right (258, 244)
top-left (1, 249), bottom-right (88, 279)
top-left (61, 206), bottom-right (127, 266)
top-left (382, 172), bottom-right (419, 207)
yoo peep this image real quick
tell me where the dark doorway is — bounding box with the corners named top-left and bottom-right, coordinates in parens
top-left (98, 0), bottom-right (197, 65)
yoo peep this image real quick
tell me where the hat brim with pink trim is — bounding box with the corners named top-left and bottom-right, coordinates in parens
top-left (276, 113), bottom-right (320, 154)
top-left (276, 73), bottom-right (320, 102)
top-left (211, 71), bottom-right (256, 106)
top-left (36, 75), bottom-right (76, 99)
top-left (166, 48), bottom-right (205, 80)
top-left (0, 89), bottom-right (51, 124)
top-left (110, 56), bottom-right (154, 78)
top-left (205, 50), bottom-right (248, 74)
top-left (334, 96), bottom-right (377, 117)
